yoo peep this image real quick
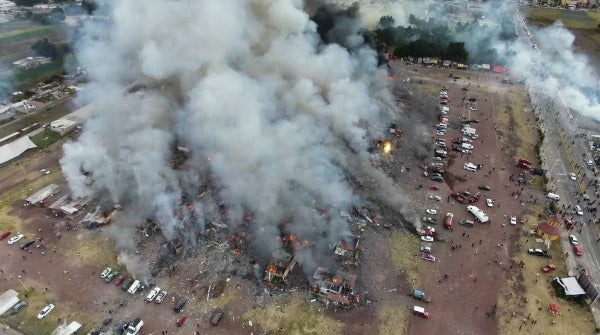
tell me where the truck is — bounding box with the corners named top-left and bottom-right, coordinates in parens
top-left (411, 289), bottom-right (431, 302)
top-left (125, 318), bottom-right (143, 335)
top-left (127, 280), bottom-right (141, 295)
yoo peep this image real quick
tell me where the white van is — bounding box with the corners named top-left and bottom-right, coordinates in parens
top-left (546, 193), bottom-right (560, 201)
top-left (463, 163), bottom-right (477, 172)
top-left (127, 280), bottom-right (141, 294)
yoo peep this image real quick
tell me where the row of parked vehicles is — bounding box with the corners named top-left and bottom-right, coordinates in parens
top-left (1, 231), bottom-right (37, 250)
top-left (99, 267), bottom-right (192, 330)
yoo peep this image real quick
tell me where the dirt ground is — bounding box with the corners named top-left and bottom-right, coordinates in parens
top-left (0, 62), bottom-right (589, 335)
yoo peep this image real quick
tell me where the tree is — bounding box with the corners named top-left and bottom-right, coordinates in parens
top-left (31, 38), bottom-right (59, 60)
top-left (378, 15), bottom-right (395, 29)
top-left (14, 0), bottom-right (44, 6)
top-left (446, 42), bottom-right (469, 63)
top-left (49, 7), bottom-right (65, 22)
top-left (81, 0), bottom-right (97, 15)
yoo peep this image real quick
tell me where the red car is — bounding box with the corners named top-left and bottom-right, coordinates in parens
top-left (444, 213), bottom-right (453, 229)
top-left (429, 185), bottom-right (439, 191)
top-left (113, 275), bottom-right (125, 287)
top-left (421, 253), bottom-right (436, 262)
top-left (0, 231), bottom-right (11, 241)
top-left (573, 245), bottom-right (583, 256)
top-left (451, 192), bottom-right (465, 203)
top-left (176, 315), bottom-right (187, 327)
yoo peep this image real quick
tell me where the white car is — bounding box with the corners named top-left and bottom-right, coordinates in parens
top-left (426, 209), bottom-right (437, 215)
top-left (145, 287), bottom-right (161, 302)
top-left (424, 226), bottom-right (436, 233)
top-left (154, 290), bottom-right (167, 303)
top-left (100, 267), bottom-right (112, 279)
top-left (7, 233), bottom-right (24, 245)
top-left (436, 131), bottom-right (445, 136)
top-left (575, 205), bottom-right (583, 216)
top-left (39, 169), bottom-right (50, 175)
top-left (569, 234), bottom-right (579, 246)
top-left (510, 216), bottom-right (517, 225)
top-left (486, 199), bottom-right (494, 208)
top-left (569, 173), bottom-right (577, 181)
top-left (37, 303), bottom-right (54, 320)
top-left (587, 160), bottom-right (594, 167)
top-left (420, 236), bottom-right (434, 242)
top-left (429, 195), bottom-right (442, 201)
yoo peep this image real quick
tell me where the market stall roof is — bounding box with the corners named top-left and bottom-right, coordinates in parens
top-left (549, 303), bottom-right (559, 313)
top-left (553, 277), bottom-right (586, 296)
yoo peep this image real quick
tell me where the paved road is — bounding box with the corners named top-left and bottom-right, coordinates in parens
top-left (513, 1), bottom-right (600, 321)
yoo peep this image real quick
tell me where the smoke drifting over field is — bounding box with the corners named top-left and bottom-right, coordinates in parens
top-left (351, 0), bottom-right (600, 120)
top-left (61, 0), bottom-right (399, 274)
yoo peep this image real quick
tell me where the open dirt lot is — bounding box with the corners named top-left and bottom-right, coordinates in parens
top-left (0, 62), bottom-right (594, 334)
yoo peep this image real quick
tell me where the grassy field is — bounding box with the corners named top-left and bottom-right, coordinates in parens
top-left (63, 231), bottom-right (117, 268)
top-left (527, 7), bottom-right (600, 29)
top-left (0, 25), bottom-right (57, 46)
top-left (389, 231), bottom-right (420, 289)
top-left (31, 129), bottom-right (61, 148)
top-left (378, 303), bottom-right (409, 335)
top-left (3, 284), bottom-right (97, 335)
top-left (244, 293), bottom-right (342, 335)
top-left (11, 61), bottom-right (65, 88)
top-left (498, 211), bottom-right (596, 335)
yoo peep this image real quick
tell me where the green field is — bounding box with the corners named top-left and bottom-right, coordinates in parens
top-left (31, 129), bottom-right (61, 147)
top-left (0, 25), bottom-right (57, 46)
top-left (526, 7), bottom-right (600, 29)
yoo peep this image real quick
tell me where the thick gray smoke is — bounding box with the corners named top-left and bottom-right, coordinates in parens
top-left (60, 0), bottom-right (398, 275)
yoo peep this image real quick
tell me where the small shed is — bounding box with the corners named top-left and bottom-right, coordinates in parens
top-left (0, 289), bottom-right (19, 315)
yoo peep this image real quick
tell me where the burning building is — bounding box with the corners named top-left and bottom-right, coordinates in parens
top-left (333, 234), bottom-right (360, 266)
top-left (47, 195), bottom-right (91, 217)
top-left (81, 206), bottom-right (117, 229)
top-left (311, 267), bottom-right (358, 308)
top-left (263, 250), bottom-right (298, 287)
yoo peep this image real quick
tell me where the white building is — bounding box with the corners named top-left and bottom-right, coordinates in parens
top-left (50, 118), bottom-right (78, 135)
top-left (12, 56), bottom-right (52, 70)
top-left (25, 184), bottom-right (60, 206)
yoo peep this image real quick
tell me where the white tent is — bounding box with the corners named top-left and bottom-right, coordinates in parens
top-left (553, 277), bottom-right (586, 296)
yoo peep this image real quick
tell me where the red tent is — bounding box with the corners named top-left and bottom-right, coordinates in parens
top-left (549, 303), bottom-right (560, 313)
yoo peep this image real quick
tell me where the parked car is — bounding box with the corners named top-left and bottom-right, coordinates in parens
top-left (420, 246), bottom-right (432, 254)
top-left (444, 213), bottom-right (453, 229)
top-left (528, 249), bottom-right (550, 258)
top-left (413, 306), bottom-right (430, 318)
top-left (121, 278), bottom-right (135, 291)
top-left (510, 216), bottom-right (517, 225)
top-left (421, 253), bottom-right (436, 262)
top-left (426, 209), bottom-right (437, 215)
top-left (100, 267), bottom-right (112, 279)
top-left (20, 240), bottom-right (35, 250)
top-left (428, 185), bottom-right (439, 191)
top-left (486, 199), bottom-right (494, 208)
top-left (541, 264), bottom-right (557, 273)
top-left (569, 235), bottom-right (579, 246)
top-left (569, 173), bottom-right (577, 181)
top-left (37, 303), bottom-right (54, 320)
top-left (573, 245), bottom-right (583, 256)
top-left (176, 315), bottom-right (187, 327)
top-left (424, 226), bottom-right (435, 233)
top-left (210, 309), bottom-right (225, 326)
top-left (11, 300), bottom-right (28, 315)
top-left (478, 185), bottom-right (491, 191)
top-left (420, 236), bottom-right (434, 242)
top-left (0, 231), bottom-right (11, 241)
top-left (459, 219), bottom-right (474, 227)
top-left (422, 217), bottom-right (437, 224)
top-left (145, 287), bottom-right (161, 302)
top-left (105, 271), bottom-right (120, 283)
top-left (174, 299), bottom-right (187, 313)
top-left (155, 290), bottom-right (167, 303)
top-left (428, 195), bottom-right (441, 201)
top-left (113, 275), bottom-right (125, 287)
top-left (40, 169), bottom-right (50, 175)
top-left (575, 205), bottom-right (583, 216)
top-left (7, 233), bottom-right (24, 245)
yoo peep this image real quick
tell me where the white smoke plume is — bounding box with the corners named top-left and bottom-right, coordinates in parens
top-left (61, 0), bottom-right (398, 274)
